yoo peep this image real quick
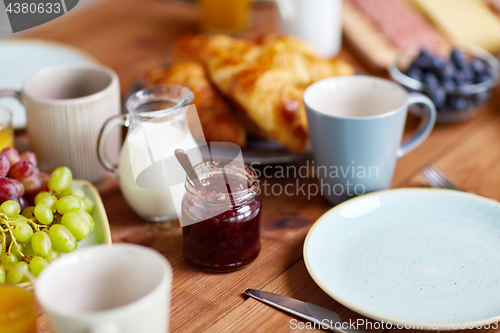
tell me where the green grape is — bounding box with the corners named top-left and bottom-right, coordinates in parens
top-left (23, 243), bottom-right (36, 258)
top-left (46, 249), bottom-right (60, 263)
top-left (48, 166), bottom-right (72, 194)
top-left (34, 203), bottom-right (53, 225)
top-left (48, 224), bottom-right (77, 253)
top-left (10, 242), bottom-right (24, 260)
top-left (77, 209), bottom-right (94, 231)
top-left (0, 200), bottom-right (21, 218)
top-left (4, 231), bottom-right (11, 245)
top-left (83, 196), bottom-right (95, 214)
top-left (12, 221), bottom-right (33, 243)
top-left (37, 195), bottom-right (58, 211)
top-left (21, 206), bottom-right (35, 218)
top-left (56, 195), bottom-right (82, 215)
top-left (0, 254), bottom-right (17, 269)
top-left (0, 265), bottom-right (5, 284)
top-left (61, 212), bottom-right (89, 241)
top-left (29, 256), bottom-right (48, 277)
top-left (6, 261), bottom-right (28, 284)
top-left (34, 191), bottom-right (52, 205)
top-left (58, 188), bottom-right (85, 199)
top-left (31, 231), bottom-right (51, 257)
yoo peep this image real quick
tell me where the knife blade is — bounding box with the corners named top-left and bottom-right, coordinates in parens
top-left (244, 289), bottom-right (365, 333)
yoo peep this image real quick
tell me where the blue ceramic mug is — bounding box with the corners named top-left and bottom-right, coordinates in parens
top-left (304, 76), bottom-right (436, 204)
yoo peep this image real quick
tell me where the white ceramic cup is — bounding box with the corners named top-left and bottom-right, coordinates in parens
top-left (0, 63), bottom-right (121, 183)
top-left (35, 244), bottom-right (173, 333)
top-left (276, 0), bottom-right (342, 58)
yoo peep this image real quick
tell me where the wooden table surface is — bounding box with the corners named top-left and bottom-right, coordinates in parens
top-left (16, 0), bottom-right (500, 332)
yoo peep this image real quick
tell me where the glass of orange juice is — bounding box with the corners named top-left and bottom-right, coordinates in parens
top-left (0, 285), bottom-right (37, 333)
top-left (198, 0), bottom-right (251, 33)
top-left (0, 107), bottom-right (14, 151)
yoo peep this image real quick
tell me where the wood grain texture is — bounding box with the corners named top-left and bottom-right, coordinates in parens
top-left (19, 0), bottom-right (500, 332)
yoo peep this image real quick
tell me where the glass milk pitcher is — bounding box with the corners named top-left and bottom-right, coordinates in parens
top-left (98, 85), bottom-right (203, 224)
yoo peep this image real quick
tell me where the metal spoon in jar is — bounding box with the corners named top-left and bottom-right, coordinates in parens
top-left (174, 149), bottom-right (204, 189)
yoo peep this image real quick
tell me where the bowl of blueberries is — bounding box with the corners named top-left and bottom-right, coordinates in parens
top-left (389, 47), bottom-right (499, 122)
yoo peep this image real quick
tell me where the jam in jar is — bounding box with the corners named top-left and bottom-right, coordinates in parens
top-left (181, 160), bottom-right (261, 271)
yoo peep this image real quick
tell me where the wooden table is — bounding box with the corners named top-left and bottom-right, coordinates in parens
top-left (17, 0), bottom-right (500, 332)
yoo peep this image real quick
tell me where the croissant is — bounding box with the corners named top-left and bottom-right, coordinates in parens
top-left (145, 60), bottom-right (246, 147)
top-left (175, 34), bottom-right (354, 152)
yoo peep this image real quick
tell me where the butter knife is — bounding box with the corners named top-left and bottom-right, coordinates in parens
top-left (245, 289), bottom-right (365, 333)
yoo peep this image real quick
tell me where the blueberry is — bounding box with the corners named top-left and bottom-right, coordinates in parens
top-left (449, 96), bottom-right (471, 110)
top-left (423, 72), bottom-right (439, 87)
top-left (406, 67), bottom-right (422, 81)
top-left (431, 56), bottom-right (446, 72)
top-left (462, 67), bottom-right (475, 81)
top-left (451, 49), bottom-right (468, 69)
top-left (474, 73), bottom-right (489, 84)
top-left (413, 49), bottom-right (433, 69)
top-left (441, 61), bottom-right (456, 79)
top-left (441, 79), bottom-right (456, 92)
top-left (470, 59), bottom-right (485, 74)
top-left (455, 70), bottom-right (467, 83)
top-left (428, 87), bottom-right (447, 108)
top-left (473, 91), bottom-right (491, 103)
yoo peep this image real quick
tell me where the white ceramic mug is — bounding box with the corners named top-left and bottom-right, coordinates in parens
top-left (304, 76), bottom-right (436, 204)
top-left (276, 0), bottom-right (342, 58)
top-left (35, 244), bottom-right (173, 333)
top-left (0, 63), bottom-right (121, 183)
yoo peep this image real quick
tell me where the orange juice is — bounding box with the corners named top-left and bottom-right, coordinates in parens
top-left (0, 124), bottom-right (14, 151)
top-left (198, 0), bottom-right (251, 33)
top-left (0, 285), bottom-right (37, 333)
top-left (0, 107), bottom-right (14, 151)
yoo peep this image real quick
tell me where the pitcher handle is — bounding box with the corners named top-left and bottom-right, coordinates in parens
top-left (97, 114), bottom-right (128, 176)
top-left (396, 93), bottom-right (437, 157)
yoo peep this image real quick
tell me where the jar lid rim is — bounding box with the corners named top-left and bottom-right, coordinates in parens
top-left (185, 160), bottom-right (259, 205)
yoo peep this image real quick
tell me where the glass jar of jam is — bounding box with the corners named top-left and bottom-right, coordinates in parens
top-left (181, 160), bottom-right (262, 271)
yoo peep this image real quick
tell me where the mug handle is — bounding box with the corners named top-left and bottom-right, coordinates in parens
top-left (97, 114), bottom-right (129, 176)
top-left (396, 93), bottom-right (437, 157)
top-left (0, 89), bottom-right (22, 102)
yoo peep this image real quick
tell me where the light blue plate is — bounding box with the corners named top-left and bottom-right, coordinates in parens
top-left (0, 38), bottom-right (97, 129)
top-left (304, 188), bottom-right (500, 330)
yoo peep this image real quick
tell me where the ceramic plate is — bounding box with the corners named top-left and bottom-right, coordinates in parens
top-left (200, 137), bottom-right (311, 164)
top-left (0, 38), bottom-right (97, 129)
top-left (19, 179), bottom-right (111, 289)
top-left (304, 188), bottom-right (500, 330)
top-left (71, 180), bottom-right (112, 247)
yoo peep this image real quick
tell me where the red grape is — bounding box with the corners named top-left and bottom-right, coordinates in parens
top-left (9, 160), bottom-right (36, 180)
top-left (0, 177), bottom-right (18, 202)
top-left (11, 179), bottom-right (24, 197)
top-left (0, 153), bottom-right (10, 177)
top-left (2, 147), bottom-right (19, 166)
top-left (20, 151), bottom-right (37, 166)
top-left (22, 174), bottom-right (42, 194)
top-left (18, 196), bottom-right (28, 211)
top-left (39, 172), bottom-right (50, 192)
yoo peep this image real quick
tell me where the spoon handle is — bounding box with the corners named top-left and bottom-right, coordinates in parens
top-left (174, 149), bottom-right (203, 188)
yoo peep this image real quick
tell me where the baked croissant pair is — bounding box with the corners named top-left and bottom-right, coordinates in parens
top-left (145, 34), bottom-right (354, 152)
